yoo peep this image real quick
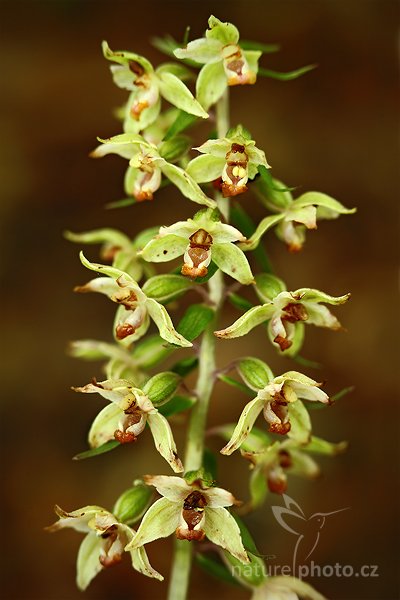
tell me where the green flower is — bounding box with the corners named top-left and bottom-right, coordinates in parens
top-left (126, 475), bottom-right (249, 564)
top-left (174, 16), bottom-right (261, 110)
top-left (220, 371), bottom-right (329, 454)
top-left (75, 253), bottom-right (192, 348)
top-left (141, 208), bottom-right (254, 284)
top-left (243, 180), bottom-right (356, 252)
top-left (73, 377), bottom-right (183, 472)
top-left (186, 125), bottom-right (270, 198)
top-left (251, 576), bottom-right (326, 600)
top-left (102, 41), bottom-right (208, 133)
top-left (91, 133), bottom-right (215, 207)
top-left (215, 284), bottom-right (349, 353)
top-left (46, 505), bottom-right (162, 590)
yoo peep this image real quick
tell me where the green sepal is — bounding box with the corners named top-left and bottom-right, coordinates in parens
top-left (72, 440), bottom-right (120, 461)
top-left (156, 70), bottom-right (209, 118)
top-left (142, 372), bottom-right (181, 406)
top-left (223, 514), bottom-right (267, 586)
top-left (249, 468), bottom-right (268, 509)
top-left (306, 436), bottom-right (348, 456)
top-left (255, 273), bottom-right (287, 303)
top-left (196, 60), bottom-right (227, 110)
top-left (195, 553), bottom-right (239, 587)
top-left (236, 357), bottom-right (274, 391)
top-left (212, 424), bottom-right (271, 452)
top-left (171, 355), bottom-right (199, 377)
top-left (157, 395), bottom-right (196, 418)
top-left (158, 135), bottom-right (191, 162)
top-left (142, 274), bottom-right (193, 303)
top-left (287, 400), bottom-right (312, 444)
top-left (177, 303), bottom-right (215, 342)
top-left (112, 481), bottom-right (154, 526)
top-left (258, 64), bottom-right (317, 80)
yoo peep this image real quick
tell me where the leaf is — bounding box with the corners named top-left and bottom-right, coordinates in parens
top-left (157, 71), bottom-right (209, 118)
top-left (73, 440), bottom-right (120, 461)
top-left (230, 204), bottom-right (273, 272)
top-left (164, 110), bottom-right (199, 140)
top-left (331, 385), bottom-right (355, 402)
top-left (177, 304), bottom-right (215, 341)
top-left (217, 375), bottom-right (254, 398)
top-left (105, 197), bottom-right (137, 210)
top-left (227, 293), bottom-right (254, 312)
top-left (258, 64), bottom-right (317, 80)
top-left (195, 553), bottom-right (239, 586)
top-left (236, 357), bottom-right (274, 391)
top-left (157, 395), bottom-right (196, 417)
top-left (292, 355), bottom-right (323, 370)
top-left (171, 355), bottom-right (199, 377)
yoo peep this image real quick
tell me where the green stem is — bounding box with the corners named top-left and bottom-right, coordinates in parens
top-left (167, 90), bottom-right (230, 600)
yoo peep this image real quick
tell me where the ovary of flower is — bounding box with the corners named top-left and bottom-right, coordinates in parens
top-left (125, 475), bottom-right (249, 564)
top-left (46, 505), bottom-right (163, 589)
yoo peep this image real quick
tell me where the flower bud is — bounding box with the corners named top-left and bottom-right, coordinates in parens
top-left (112, 481), bottom-right (153, 526)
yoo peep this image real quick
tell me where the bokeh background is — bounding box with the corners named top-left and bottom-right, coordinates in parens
top-left (1, 1), bottom-right (398, 599)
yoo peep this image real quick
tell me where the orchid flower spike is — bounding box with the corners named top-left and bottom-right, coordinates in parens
top-left (141, 208), bottom-right (254, 284)
top-left (186, 125), bottom-right (270, 198)
top-left (126, 474), bottom-right (249, 564)
top-left (46, 505), bottom-right (162, 590)
top-left (75, 253), bottom-right (192, 348)
top-left (174, 16), bottom-right (261, 110)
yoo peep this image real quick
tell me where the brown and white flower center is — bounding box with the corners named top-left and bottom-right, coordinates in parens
top-left (181, 229), bottom-right (213, 279)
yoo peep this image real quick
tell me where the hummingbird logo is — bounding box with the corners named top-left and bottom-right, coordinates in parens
top-left (271, 494), bottom-right (349, 573)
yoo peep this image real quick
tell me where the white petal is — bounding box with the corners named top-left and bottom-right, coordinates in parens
top-left (143, 475), bottom-right (191, 501)
top-left (126, 497), bottom-right (181, 549)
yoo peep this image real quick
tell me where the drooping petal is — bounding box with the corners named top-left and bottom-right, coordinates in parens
top-left (220, 397), bottom-right (265, 455)
top-left (88, 402), bottom-right (122, 448)
top-left (91, 134), bottom-right (146, 159)
top-left (117, 523), bottom-right (164, 581)
top-left (157, 71), bottom-right (208, 118)
top-left (157, 159), bottom-right (216, 208)
top-left (196, 61), bottom-right (228, 110)
top-left (212, 242), bottom-right (254, 285)
top-left (147, 413), bottom-right (184, 473)
top-left (126, 498), bottom-right (181, 549)
top-left (144, 475), bottom-right (192, 501)
top-left (74, 276), bottom-right (120, 297)
top-left (214, 305), bottom-right (276, 339)
top-left (146, 298), bottom-right (192, 347)
top-left (186, 154), bottom-right (225, 183)
top-left (203, 507), bottom-right (249, 563)
top-left (76, 532), bottom-right (103, 590)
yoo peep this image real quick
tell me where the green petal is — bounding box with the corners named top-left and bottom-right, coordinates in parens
top-left (293, 288), bottom-right (350, 305)
top-left (174, 38), bottom-right (222, 64)
top-left (203, 507), bottom-right (249, 564)
top-left (65, 228), bottom-right (131, 249)
top-left (186, 154), bottom-right (225, 183)
top-left (91, 134), bottom-right (146, 159)
top-left (147, 412), bottom-right (184, 472)
top-left (249, 467), bottom-right (268, 508)
top-left (214, 304), bottom-right (275, 339)
top-left (196, 61), bottom-right (227, 111)
top-left (102, 41), bottom-right (153, 72)
top-left (239, 214), bottom-right (285, 251)
top-left (287, 400), bottom-right (311, 444)
top-left (157, 159), bottom-right (216, 207)
top-left (304, 302), bottom-right (342, 330)
top-left (146, 298), bottom-right (192, 347)
top-left (141, 234), bottom-right (187, 263)
top-left (243, 50), bottom-right (262, 78)
top-left (212, 243), bottom-right (254, 285)
top-left (194, 137), bottom-right (230, 158)
top-left (306, 435), bottom-right (348, 455)
top-left (290, 450), bottom-right (320, 478)
top-left (220, 397), bottom-right (265, 455)
top-left (126, 498), bottom-right (180, 549)
top-left (291, 191), bottom-right (356, 218)
top-left (79, 252), bottom-right (136, 285)
top-left (129, 545), bottom-right (164, 581)
top-left (88, 403), bottom-right (122, 448)
top-left (76, 532), bottom-right (103, 590)
top-left (157, 71), bottom-right (208, 118)
top-left (207, 16), bottom-right (239, 45)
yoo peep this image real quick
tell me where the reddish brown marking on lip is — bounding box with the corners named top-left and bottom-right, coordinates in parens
top-left (282, 302), bottom-right (308, 323)
top-left (274, 334), bottom-right (292, 351)
top-left (269, 422), bottom-right (291, 435)
top-left (114, 430), bottom-right (137, 444)
top-left (116, 323), bottom-right (135, 339)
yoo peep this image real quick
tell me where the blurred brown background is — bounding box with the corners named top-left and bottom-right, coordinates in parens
top-left (1, 1), bottom-right (398, 599)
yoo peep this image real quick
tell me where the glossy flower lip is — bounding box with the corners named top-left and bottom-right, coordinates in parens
top-left (125, 475), bottom-right (249, 564)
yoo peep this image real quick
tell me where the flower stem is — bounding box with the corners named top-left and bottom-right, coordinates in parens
top-left (167, 90), bottom-right (230, 600)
